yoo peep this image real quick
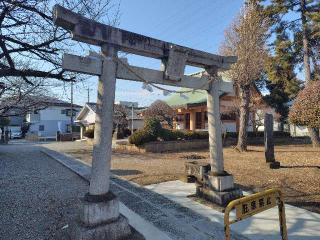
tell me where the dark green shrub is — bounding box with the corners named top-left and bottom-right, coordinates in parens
top-left (183, 131), bottom-right (195, 140)
top-left (195, 131), bottom-right (209, 139)
top-left (129, 129), bottom-right (155, 146)
top-left (84, 128), bottom-right (94, 138)
top-left (160, 129), bottom-right (183, 141)
top-left (144, 118), bottom-right (162, 137)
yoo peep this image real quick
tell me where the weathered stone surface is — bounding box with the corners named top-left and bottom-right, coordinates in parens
top-left (205, 174), bottom-right (234, 192)
top-left (264, 113), bottom-right (275, 162)
top-left (206, 72), bottom-right (225, 174)
top-left (70, 215), bottom-right (132, 240)
top-left (53, 4), bottom-right (237, 70)
top-left (80, 192), bottom-right (119, 226)
top-left (184, 161), bottom-right (211, 180)
top-left (196, 186), bottom-right (243, 206)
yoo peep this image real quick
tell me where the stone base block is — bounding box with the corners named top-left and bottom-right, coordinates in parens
top-left (205, 174), bottom-right (234, 191)
top-left (81, 192), bottom-right (119, 226)
top-left (197, 186), bottom-right (243, 206)
top-left (185, 161), bottom-right (211, 181)
top-left (268, 161), bottom-right (281, 169)
top-left (70, 214), bottom-right (132, 240)
top-left (180, 175), bottom-right (196, 183)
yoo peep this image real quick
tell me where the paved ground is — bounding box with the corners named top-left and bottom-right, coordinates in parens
top-left (146, 181), bottom-right (320, 240)
top-left (0, 143), bottom-right (88, 240)
top-left (42, 147), bottom-right (247, 240)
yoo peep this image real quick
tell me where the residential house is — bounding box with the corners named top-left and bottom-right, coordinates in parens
top-left (76, 102), bottom-right (145, 139)
top-left (26, 99), bottom-right (82, 139)
top-left (165, 73), bottom-right (280, 133)
top-left (5, 108), bottom-right (24, 135)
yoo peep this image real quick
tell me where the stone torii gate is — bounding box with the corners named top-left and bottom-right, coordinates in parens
top-left (53, 5), bottom-right (242, 240)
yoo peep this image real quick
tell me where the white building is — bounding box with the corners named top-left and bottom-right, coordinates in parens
top-left (76, 102), bottom-right (145, 139)
top-left (26, 99), bottom-right (82, 139)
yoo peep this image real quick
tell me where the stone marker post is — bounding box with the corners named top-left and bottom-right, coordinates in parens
top-left (195, 68), bottom-right (242, 206)
top-left (71, 46), bottom-right (132, 240)
top-left (264, 113), bottom-right (280, 169)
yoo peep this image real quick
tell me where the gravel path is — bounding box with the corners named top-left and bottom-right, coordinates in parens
top-left (0, 143), bottom-right (89, 240)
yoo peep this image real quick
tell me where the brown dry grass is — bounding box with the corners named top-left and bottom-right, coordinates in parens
top-left (51, 142), bottom-right (320, 213)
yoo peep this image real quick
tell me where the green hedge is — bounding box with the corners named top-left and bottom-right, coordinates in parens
top-left (128, 129), bottom-right (156, 146)
top-left (226, 131), bottom-right (291, 138)
top-left (129, 118), bottom-right (210, 146)
top-left (129, 117), bottom-right (291, 146)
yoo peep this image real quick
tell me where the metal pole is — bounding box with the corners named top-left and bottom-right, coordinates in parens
top-left (131, 104), bottom-right (134, 133)
top-left (70, 81), bottom-right (74, 141)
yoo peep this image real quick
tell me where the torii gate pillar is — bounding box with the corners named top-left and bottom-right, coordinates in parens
top-left (195, 68), bottom-right (242, 205)
top-left (70, 46), bottom-right (132, 239)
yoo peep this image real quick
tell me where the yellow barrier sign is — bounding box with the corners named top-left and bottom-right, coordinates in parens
top-left (224, 189), bottom-right (288, 240)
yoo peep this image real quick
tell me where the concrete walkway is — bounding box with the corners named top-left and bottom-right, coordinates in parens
top-left (146, 181), bottom-right (320, 240)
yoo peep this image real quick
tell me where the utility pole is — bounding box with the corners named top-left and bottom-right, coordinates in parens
top-left (87, 87), bottom-right (91, 103)
top-left (131, 103), bottom-right (134, 133)
top-left (70, 81), bottom-right (74, 141)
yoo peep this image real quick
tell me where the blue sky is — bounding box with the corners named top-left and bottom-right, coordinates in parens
top-left (57, 0), bottom-right (245, 107)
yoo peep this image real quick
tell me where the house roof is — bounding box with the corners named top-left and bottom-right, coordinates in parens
top-left (76, 102), bottom-right (145, 122)
top-left (86, 102), bottom-right (97, 113)
top-left (43, 97), bottom-right (82, 108)
top-left (165, 89), bottom-right (208, 107)
top-left (165, 71), bottom-right (233, 107)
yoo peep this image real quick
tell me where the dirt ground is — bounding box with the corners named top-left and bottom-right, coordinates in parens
top-left (47, 141), bottom-right (320, 214)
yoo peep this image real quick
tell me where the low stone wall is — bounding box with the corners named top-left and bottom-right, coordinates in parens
top-left (143, 139), bottom-right (209, 153)
top-left (106, 136), bottom-right (311, 153)
top-left (113, 139), bottom-right (209, 153)
top-left (114, 143), bottom-right (146, 153)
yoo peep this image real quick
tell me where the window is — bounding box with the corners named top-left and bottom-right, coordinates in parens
top-left (185, 113), bottom-right (190, 130)
top-left (39, 125), bottom-right (44, 131)
top-left (196, 112), bottom-right (202, 129)
top-left (66, 109), bottom-right (78, 117)
top-left (221, 113), bottom-right (236, 121)
top-left (61, 109), bottom-right (66, 114)
top-left (175, 114), bottom-right (184, 122)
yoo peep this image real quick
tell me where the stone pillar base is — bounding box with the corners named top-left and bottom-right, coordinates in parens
top-left (70, 214), bottom-right (132, 240)
top-left (70, 192), bottom-right (132, 240)
top-left (196, 185), bottom-right (243, 206)
top-left (267, 161), bottom-right (281, 169)
top-left (197, 172), bottom-right (243, 206)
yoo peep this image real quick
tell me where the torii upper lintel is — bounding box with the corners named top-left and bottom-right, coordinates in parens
top-left (53, 4), bottom-right (236, 71)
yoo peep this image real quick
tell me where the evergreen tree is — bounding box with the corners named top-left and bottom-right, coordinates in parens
top-left (263, 0), bottom-right (320, 145)
top-left (264, 26), bottom-right (301, 124)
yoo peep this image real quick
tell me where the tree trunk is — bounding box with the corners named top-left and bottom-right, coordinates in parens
top-left (236, 85), bottom-right (250, 152)
top-left (300, 0), bottom-right (320, 147)
top-left (308, 127), bottom-right (320, 148)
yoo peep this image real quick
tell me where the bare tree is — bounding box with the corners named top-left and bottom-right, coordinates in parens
top-left (0, 78), bottom-right (52, 117)
top-left (0, 0), bottom-right (120, 114)
top-left (114, 104), bottom-right (128, 130)
top-left (220, 1), bottom-right (269, 151)
top-left (143, 100), bottom-right (176, 128)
